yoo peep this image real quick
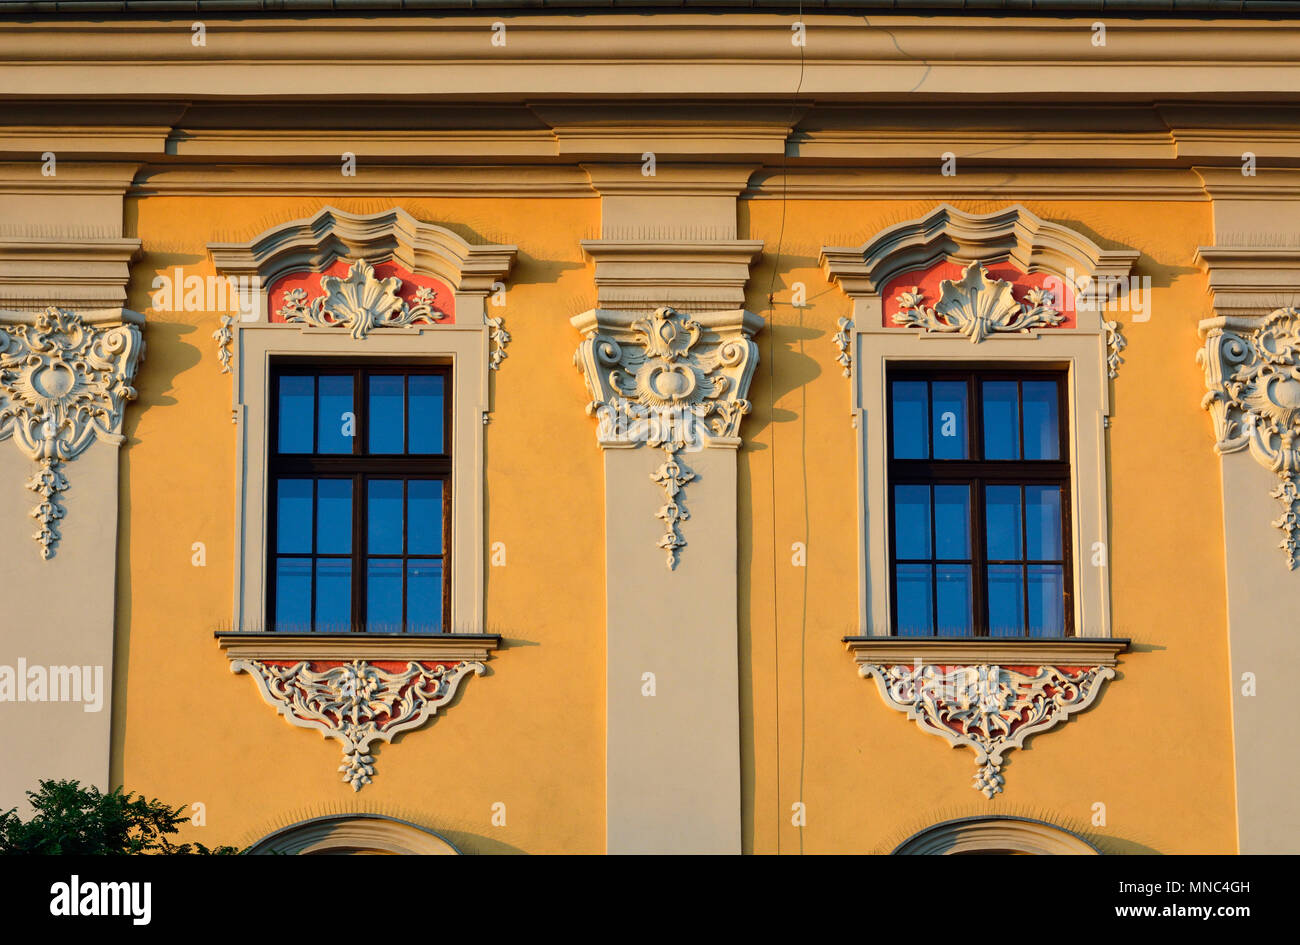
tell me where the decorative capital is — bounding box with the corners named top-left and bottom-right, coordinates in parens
top-left (858, 660), bottom-right (1115, 798)
top-left (1199, 307), bottom-right (1300, 568)
top-left (231, 657), bottom-right (484, 791)
top-left (891, 262), bottom-right (1063, 343)
top-left (0, 306), bottom-right (144, 558)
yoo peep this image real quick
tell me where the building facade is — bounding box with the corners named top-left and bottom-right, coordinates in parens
top-left (1, 3), bottom-right (1298, 854)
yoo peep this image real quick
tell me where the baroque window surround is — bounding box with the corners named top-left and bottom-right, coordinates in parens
top-left (820, 204), bottom-right (1135, 797)
top-left (207, 206), bottom-right (516, 790)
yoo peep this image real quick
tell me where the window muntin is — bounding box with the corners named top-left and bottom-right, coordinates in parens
top-left (268, 364), bottom-right (451, 633)
top-left (887, 368), bottom-right (1072, 637)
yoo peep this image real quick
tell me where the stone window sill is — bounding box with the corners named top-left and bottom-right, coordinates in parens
top-left (843, 636), bottom-right (1128, 667)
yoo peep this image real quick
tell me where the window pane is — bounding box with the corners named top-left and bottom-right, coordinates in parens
top-left (1022, 380), bottom-right (1060, 460)
top-left (936, 565), bottom-right (972, 635)
top-left (317, 374), bottom-right (354, 454)
top-left (982, 380), bottom-right (1020, 459)
top-left (274, 557), bottom-right (311, 631)
top-left (408, 374), bottom-right (445, 454)
top-left (895, 564), bottom-right (933, 636)
top-left (407, 479), bottom-right (444, 555)
top-left (893, 485), bottom-right (931, 560)
top-left (276, 478), bottom-right (313, 554)
top-left (985, 485), bottom-right (1023, 560)
top-left (368, 374), bottom-right (405, 453)
top-left (1025, 485), bottom-right (1063, 560)
top-left (1028, 565), bottom-right (1065, 637)
top-left (988, 565), bottom-right (1024, 636)
top-left (315, 560), bottom-right (352, 632)
top-left (891, 381), bottom-right (928, 459)
top-left (367, 479), bottom-right (403, 555)
top-left (930, 381), bottom-right (967, 460)
top-left (933, 485), bottom-right (970, 559)
top-left (366, 559), bottom-right (403, 632)
top-left (277, 375), bottom-right (314, 453)
top-left (316, 479), bottom-right (352, 555)
top-left (407, 561), bottom-right (444, 634)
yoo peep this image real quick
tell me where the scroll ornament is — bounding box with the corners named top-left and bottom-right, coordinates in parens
top-left (231, 658), bottom-right (484, 791)
top-left (1200, 307), bottom-right (1300, 568)
top-left (574, 306), bottom-right (758, 569)
top-left (860, 662), bottom-right (1114, 798)
top-left (893, 262), bottom-right (1063, 343)
top-left (0, 307), bottom-right (144, 558)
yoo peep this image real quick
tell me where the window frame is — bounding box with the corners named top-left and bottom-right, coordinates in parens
top-left (885, 365), bottom-right (1075, 637)
top-left (266, 361), bottom-right (454, 633)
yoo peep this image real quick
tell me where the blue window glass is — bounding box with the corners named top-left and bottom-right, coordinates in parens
top-left (930, 381), bottom-right (967, 460)
top-left (982, 381), bottom-right (1020, 459)
top-left (933, 485), bottom-right (970, 560)
top-left (368, 375), bottom-right (405, 453)
top-left (895, 564), bottom-right (933, 636)
top-left (406, 561), bottom-right (444, 634)
top-left (1025, 485), bottom-right (1062, 560)
top-left (278, 375), bottom-right (314, 453)
top-left (893, 485), bottom-right (931, 560)
top-left (408, 374), bottom-right (445, 454)
top-left (936, 565), bottom-right (972, 634)
top-left (315, 560), bottom-right (352, 632)
top-left (367, 480), bottom-right (403, 555)
top-left (407, 480), bottom-right (443, 555)
top-left (1022, 381), bottom-right (1059, 460)
top-left (276, 479), bottom-right (313, 554)
top-left (274, 557), bottom-right (311, 632)
top-left (987, 565), bottom-right (1024, 636)
top-left (891, 381), bottom-right (928, 459)
top-left (985, 485), bottom-right (1023, 561)
top-left (317, 374), bottom-right (354, 454)
top-left (316, 479), bottom-right (352, 555)
top-left (367, 559), bottom-right (403, 633)
top-left (1028, 565), bottom-right (1065, 636)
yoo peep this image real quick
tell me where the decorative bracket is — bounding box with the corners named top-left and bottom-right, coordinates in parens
top-left (846, 638), bottom-right (1125, 798)
top-left (1200, 307), bottom-right (1300, 568)
top-left (572, 305), bottom-right (761, 568)
top-left (0, 306), bottom-right (144, 558)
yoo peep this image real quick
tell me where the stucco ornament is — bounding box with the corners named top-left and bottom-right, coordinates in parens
top-left (0, 307), bottom-right (144, 558)
top-left (833, 316), bottom-right (853, 377)
top-left (1103, 319), bottom-right (1127, 379)
top-left (893, 262), bottom-right (1063, 343)
top-left (276, 259), bottom-right (450, 340)
top-left (1200, 307), bottom-right (1300, 568)
top-left (231, 658), bottom-right (484, 791)
top-left (574, 306), bottom-right (759, 568)
top-left (860, 662), bottom-right (1115, 798)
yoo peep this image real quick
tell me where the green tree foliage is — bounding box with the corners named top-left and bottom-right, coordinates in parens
top-left (0, 780), bottom-right (240, 855)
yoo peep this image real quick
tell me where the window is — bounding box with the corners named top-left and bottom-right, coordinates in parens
top-left (268, 363), bottom-right (451, 633)
top-left (887, 367), bottom-right (1072, 637)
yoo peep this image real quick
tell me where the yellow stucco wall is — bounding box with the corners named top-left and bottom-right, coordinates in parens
top-left (112, 191), bottom-right (1236, 854)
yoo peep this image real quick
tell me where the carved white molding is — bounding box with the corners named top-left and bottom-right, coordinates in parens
top-left (0, 306), bottom-right (144, 558)
top-left (276, 259), bottom-right (450, 340)
top-left (231, 658), bottom-right (484, 791)
top-left (891, 262), bottom-right (1063, 342)
top-left (833, 316), bottom-right (853, 377)
top-left (213, 314), bottom-right (233, 375)
top-left (859, 662), bottom-right (1115, 798)
top-left (1104, 319), bottom-right (1127, 379)
top-left (572, 305), bottom-right (761, 568)
top-left (1200, 307), bottom-right (1300, 568)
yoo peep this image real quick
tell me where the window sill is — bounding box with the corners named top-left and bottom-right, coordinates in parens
top-left (843, 635), bottom-right (1128, 667)
top-left (215, 631), bottom-right (501, 663)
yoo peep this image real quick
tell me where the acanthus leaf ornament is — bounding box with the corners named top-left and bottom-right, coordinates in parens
top-left (1199, 307), bottom-right (1300, 568)
top-left (276, 259), bottom-right (450, 340)
top-left (231, 657), bottom-right (484, 791)
top-left (574, 306), bottom-right (759, 568)
top-left (892, 263), bottom-right (1064, 343)
top-left (0, 307), bottom-right (144, 558)
top-left (860, 662), bottom-right (1115, 798)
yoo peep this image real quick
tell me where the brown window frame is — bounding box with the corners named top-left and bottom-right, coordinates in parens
top-left (267, 360), bottom-right (453, 634)
top-left (886, 364), bottom-right (1074, 637)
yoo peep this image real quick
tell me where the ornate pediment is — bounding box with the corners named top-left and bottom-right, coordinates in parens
top-left (276, 259), bottom-right (450, 340)
top-left (0, 306), bottom-right (144, 558)
top-left (1200, 307), bottom-right (1300, 568)
top-left (892, 262), bottom-right (1063, 343)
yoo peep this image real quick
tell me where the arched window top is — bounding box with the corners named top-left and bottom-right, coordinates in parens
top-left (893, 816), bottom-right (1099, 855)
top-left (248, 814), bottom-right (461, 855)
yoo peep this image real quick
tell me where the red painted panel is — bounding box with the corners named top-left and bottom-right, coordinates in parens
top-left (267, 259), bottom-right (455, 324)
top-left (880, 260), bottom-right (1076, 329)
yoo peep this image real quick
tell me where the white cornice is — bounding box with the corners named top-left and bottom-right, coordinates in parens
top-left (844, 637), bottom-right (1130, 668)
top-left (217, 632), bottom-right (501, 663)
